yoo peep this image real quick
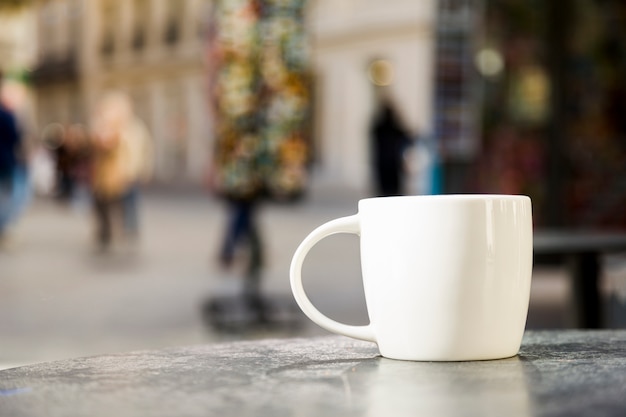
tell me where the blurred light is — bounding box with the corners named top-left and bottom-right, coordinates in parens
top-left (368, 59), bottom-right (394, 86)
top-left (475, 48), bottom-right (504, 78)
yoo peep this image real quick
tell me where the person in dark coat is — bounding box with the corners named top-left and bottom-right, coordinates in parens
top-left (0, 70), bottom-right (22, 240)
top-left (370, 101), bottom-right (413, 197)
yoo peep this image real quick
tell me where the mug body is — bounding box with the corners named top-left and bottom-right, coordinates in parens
top-left (358, 195), bottom-right (533, 361)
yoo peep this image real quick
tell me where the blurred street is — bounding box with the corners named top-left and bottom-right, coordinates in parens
top-left (0, 186), bottom-right (575, 370)
top-left (0, 186), bottom-right (371, 369)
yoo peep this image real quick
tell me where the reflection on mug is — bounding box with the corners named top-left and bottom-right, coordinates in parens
top-left (354, 357), bottom-right (532, 417)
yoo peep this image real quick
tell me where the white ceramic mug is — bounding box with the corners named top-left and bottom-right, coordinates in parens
top-left (290, 195), bottom-right (533, 361)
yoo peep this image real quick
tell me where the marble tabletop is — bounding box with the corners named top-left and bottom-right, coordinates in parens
top-left (0, 330), bottom-right (625, 417)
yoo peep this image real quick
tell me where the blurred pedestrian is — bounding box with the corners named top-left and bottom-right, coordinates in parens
top-left (370, 100), bottom-right (413, 196)
top-left (90, 92), bottom-right (152, 251)
top-left (53, 124), bottom-right (75, 202)
top-left (120, 109), bottom-right (153, 243)
top-left (52, 123), bottom-right (92, 206)
top-left (38, 123), bottom-right (65, 196)
top-left (0, 70), bottom-right (25, 245)
top-left (203, 0), bottom-right (310, 329)
top-left (65, 124), bottom-right (93, 210)
top-left (212, 136), bottom-right (264, 288)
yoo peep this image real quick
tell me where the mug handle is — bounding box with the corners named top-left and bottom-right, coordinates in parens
top-left (289, 214), bottom-right (376, 342)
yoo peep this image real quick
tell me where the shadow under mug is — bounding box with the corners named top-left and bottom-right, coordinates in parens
top-left (290, 195), bottom-right (533, 361)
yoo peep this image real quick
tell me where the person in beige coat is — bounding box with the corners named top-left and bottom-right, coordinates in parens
top-left (90, 92), bottom-right (153, 251)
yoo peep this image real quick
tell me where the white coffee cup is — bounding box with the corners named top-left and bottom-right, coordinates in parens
top-left (290, 195), bottom-right (533, 361)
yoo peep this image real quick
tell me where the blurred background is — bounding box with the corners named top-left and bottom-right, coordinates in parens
top-left (1, 0), bottom-right (625, 369)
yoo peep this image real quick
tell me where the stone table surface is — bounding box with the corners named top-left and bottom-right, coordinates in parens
top-left (0, 330), bottom-right (625, 417)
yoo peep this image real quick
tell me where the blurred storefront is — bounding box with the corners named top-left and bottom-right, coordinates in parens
top-left (438, 0), bottom-right (626, 229)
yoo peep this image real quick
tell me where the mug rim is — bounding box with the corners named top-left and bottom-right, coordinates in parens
top-left (359, 194), bottom-right (530, 204)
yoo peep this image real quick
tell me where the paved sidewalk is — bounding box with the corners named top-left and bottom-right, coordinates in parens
top-left (0, 187), bottom-right (371, 369)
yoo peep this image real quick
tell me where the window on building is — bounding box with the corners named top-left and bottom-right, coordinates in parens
top-left (68, 0), bottom-right (83, 54)
top-left (38, 2), bottom-right (55, 61)
top-left (132, 0), bottom-right (148, 51)
top-left (163, 1), bottom-right (185, 45)
top-left (100, 0), bottom-right (116, 56)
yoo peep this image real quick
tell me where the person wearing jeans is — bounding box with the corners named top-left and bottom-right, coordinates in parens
top-left (0, 71), bottom-right (22, 242)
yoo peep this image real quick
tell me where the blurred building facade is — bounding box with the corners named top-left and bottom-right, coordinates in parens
top-left (0, 7), bottom-right (36, 73)
top-left (29, 0), bottom-right (437, 190)
top-left (31, 0), bottom-right (211, 183)
top-left (15, 0), bottom-right (626, 227)
top-left (308, 0), bottom-right (435, 191)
